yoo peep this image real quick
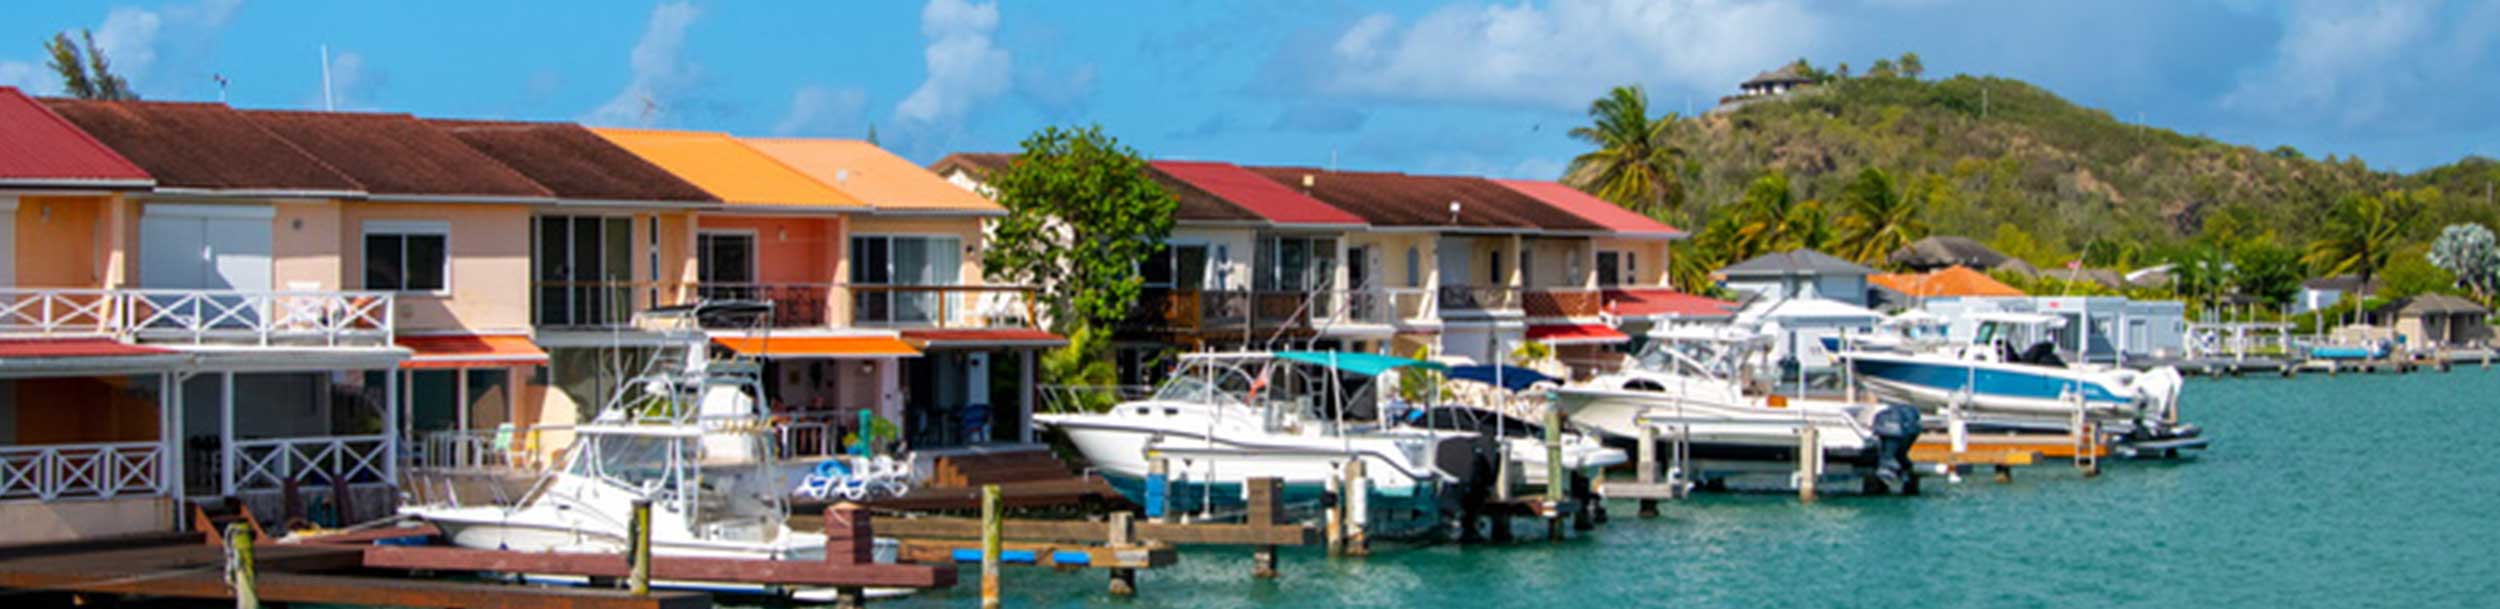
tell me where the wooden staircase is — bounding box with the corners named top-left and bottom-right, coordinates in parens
top-left (928, 449), bottom-right (1078, 488)
top-left (189, 499), bottom-right (266, 545)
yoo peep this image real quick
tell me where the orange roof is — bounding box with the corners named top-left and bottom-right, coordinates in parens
top-left (397, 334), bottom-right (550, 369)
top-left (743, 138), bottom-right (1001, 214)
top-left (711, 335), bottom-right (920, 359)
top-left (590, 128), bottom-right (863, 209)
top-left (1869, 265), bottom-right (2025, 298)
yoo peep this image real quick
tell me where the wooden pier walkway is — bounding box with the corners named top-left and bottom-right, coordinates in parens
top-left (0, 533), bottom-right (708, 609)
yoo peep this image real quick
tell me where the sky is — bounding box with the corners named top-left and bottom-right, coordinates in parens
top-left (3, 0), bottom-right (2496, 178)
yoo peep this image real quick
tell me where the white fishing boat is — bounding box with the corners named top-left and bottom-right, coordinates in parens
top-left (1035, 351), bottom-right (1480, 538)
top-left (1550, 326), bottom-right (1922, 488)
top-left (1840, 312), bottom-right (2186, 434)
top-left (399, 302), bottom-right (904, 601)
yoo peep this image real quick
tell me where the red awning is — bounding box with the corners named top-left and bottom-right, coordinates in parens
top-left (711, 336), bottom-right (921, 359)
top-left (0, 337), bottom-right (176, 358)
top-left (397, 335), bottom-right (550, 369)
top-left (1526, 323), bottom-right (1629, 346)
top-left (1601, 288), bottom-right (1737, 319)
top-left (899, 328), bottom-right (1068, 349)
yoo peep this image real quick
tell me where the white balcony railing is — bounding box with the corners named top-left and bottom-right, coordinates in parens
top-left (230, 435), bottom-right (391, 492)
top-left (0, 288), bottom-right (394, 347)
top-left (0, 442), bottom-right (165, 501)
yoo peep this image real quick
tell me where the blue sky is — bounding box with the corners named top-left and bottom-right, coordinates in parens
top-left (4, 1), bottom-right (2496, 177)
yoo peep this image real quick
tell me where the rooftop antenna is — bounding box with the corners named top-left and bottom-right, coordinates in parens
top-left (212, 74), bottom-right (228, 103)
top-left (319, 44), bottom-right (334, 111)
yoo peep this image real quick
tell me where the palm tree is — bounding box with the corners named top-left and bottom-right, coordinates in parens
top-left (2304, 191), bottom-right (2419, 326)
top-left (1726, 172), bottom-right (1823, 261)
top-left (1565, 86), bottom-right (1686, 218)
top-left (1833, 167), bottom-right (1926, 265)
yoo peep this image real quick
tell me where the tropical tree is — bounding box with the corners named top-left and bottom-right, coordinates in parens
top-left (1833, 167), bottom-right (1926, 265)
top-left (1038, 325), bottom-right (1120, 413)
top-left (2303, 190), bottom-right (2420, 324)
top-left (44, 29), bottom-right (136, 100)
top-left (1897, 52), bottom-right (1925, 80)
top-left (1564, 85), bottom-right (1686, 218)
top-left (983, 124), bottom-right (1178, 331)
top-left (2230, 236), bottom-right (2305, 308)
top-left (2170, 245), bottom-right (2231, 317)
top-left (1724, 172), bottom-right (1827, 261)
top-left (2426, 223), bottom-right (2500, 302)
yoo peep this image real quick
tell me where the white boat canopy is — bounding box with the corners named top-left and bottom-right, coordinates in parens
top-left (1968, 311), bottom-right (2066, 327)
top-left (1735, 297), bottom-right (1886, 328)
top-left (1884, 309), bottom-right (1946, 326)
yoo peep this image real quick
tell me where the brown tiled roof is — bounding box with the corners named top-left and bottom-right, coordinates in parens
top-left (1241, 166), bottom-right (1605, 232)
top-left (928, 152), bottom-right (1015, 178)
top-left (429, 119), bottom-right (718, 203)
top-left (40, 98), bottom-right (363, 193)
top-left (242, 110), bottom-right (551, 199)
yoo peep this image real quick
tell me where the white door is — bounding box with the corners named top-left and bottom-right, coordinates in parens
top-left (139, 207), bottom-right (273, 291)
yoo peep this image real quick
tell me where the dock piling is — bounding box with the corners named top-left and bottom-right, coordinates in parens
top-left (1247, 477), bottom-right (1282, 579)
top-left (627, 498), bottom-right (652, 596)
top-left (224, 522), bottom-right (258, 609)
top-left (1635, 424), bottom-right (1660, 518)
top-left (1796, 426), bottom-right (1820, 503)
top-left (1106, 512), bottom-right (1137, 596)
top-left (982, 484), bottom-right (1002, 609)
top-left (1343, 460), bottom-right (1370, 557)
top-left (1146, 456), bottom-right (1172, 524)
top-left (1544, 406), bottom-right (1567, 541)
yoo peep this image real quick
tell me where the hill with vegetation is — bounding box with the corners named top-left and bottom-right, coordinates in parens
top-left (1565, 57), bottom-right (2500, 317)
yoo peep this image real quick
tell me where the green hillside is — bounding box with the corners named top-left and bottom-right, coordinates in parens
top-left (1656, 69), bottom-right (2500, 266)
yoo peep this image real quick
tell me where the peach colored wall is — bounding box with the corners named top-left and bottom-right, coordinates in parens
top-left (696, 215), bottom-right (842, 284)
top-left (12, 196), bottom-right (109, 288)
top-left (1594, 237), bottom-right (1672, 287)
top-left (10, 377), bottom-right (159, 444)
top-left (0, 496), bottom-right (172, 545)
top-left (341, 202), bottom-right (534, 332)
top-left (271, 202), bottom-right (344, 291)
top-left (845, 216), bottom-right (983, 284)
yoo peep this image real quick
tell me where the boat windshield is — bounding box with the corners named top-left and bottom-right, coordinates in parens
top-left (1150, 373), bottom-right (1250, 409)
top-left (572, 433), bottom-right (680, 491)
top-left (1636, 340), bottom-right (1737, 377)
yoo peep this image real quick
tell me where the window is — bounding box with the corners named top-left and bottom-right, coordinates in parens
top-left (1253, 236), bottom-right (1336, 291)
top-left (1405, 247), bottom-right (1421, 288)
top-left (1488, 250), bottom-right (1504, 285)
top-left (1142, 244), bottom-right (1209, 288)
top-left (365, 221), bottom-right (448, 292)
top-left (533, 216), bottom-right (633, 326)
top-left (1597, 251), bottom-right (1623, 286)
top-left (851, 235), bottom-right (963, 323)
top-left (1519, 249), bottom-right (1533, 286)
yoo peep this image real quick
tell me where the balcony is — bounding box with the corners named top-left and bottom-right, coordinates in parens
top-left (1524, 288), bottom-right (1606, 319)
top-left (1125, 288), bottom-right (1424, 337)
top-left (532, 280), bottom-right (687, 329)
top-left (1436, 285), bottom-right (1523, 313)
top-left (0, 288), bottom-right (394, 347)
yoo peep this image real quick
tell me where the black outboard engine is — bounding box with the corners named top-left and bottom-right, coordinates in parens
top-left (1866, 403), bottom-right (1922, 495)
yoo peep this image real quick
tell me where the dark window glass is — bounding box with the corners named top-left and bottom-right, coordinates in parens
top-left (365, 234), bottom-right (403, 290)
top-left (405, 234), bottom-right (446, 291)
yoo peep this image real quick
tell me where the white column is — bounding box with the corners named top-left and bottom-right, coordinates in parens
top-left (1019, 350), bottom-right (1036, 444)
top-left (219, 371), bottom-right (236, 498)
top-left (159, 372), bottom-right (178, 497)
top-left (384, 368), bottom-right (399, 482)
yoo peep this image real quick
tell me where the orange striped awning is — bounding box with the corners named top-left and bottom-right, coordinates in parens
top-left (710, 336), bottom-right (921, 359)
top-left (397, 335), bottom-right (549, 369)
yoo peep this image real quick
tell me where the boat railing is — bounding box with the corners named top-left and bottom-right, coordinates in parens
top-left (0, 441), bottom-right (166, 502)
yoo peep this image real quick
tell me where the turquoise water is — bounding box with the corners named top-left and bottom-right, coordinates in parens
top-left (875, 368), bottom-right (2500, 609)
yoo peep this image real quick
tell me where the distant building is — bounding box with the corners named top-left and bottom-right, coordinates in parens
top-left (1716, 248), bottom-right (1876, 307)
top-left (1739, 65), bottom-right (1816, 98)
top-left (2296, 275), bottom-right (2380, 314)
top-left (1887, 236), bottom-right (2009, 272)
top-left (2365, 294), bottom-right (2491, 349)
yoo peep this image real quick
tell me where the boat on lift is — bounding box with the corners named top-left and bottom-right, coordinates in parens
top-left (1839, 312), bottom-right (2186, 435)
top-left (399, 301), bottom-right (904, 601)
top-left (1034, 351), bottom-right (1482, 538)
top-left (1550, 325), bottom-right (1922, 490)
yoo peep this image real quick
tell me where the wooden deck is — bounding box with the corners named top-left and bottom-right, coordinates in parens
top-left (0, 534), bottom-right (708, 609)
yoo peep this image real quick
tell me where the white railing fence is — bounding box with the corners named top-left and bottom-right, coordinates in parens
top-left (229, 435), bottom-right (391, 492)
top-left (0, 442), bottom-right (164, 501)
top-left (0, 288), bottom-right (394, 346)
top-left (0, 289), bottom-right (122, 336)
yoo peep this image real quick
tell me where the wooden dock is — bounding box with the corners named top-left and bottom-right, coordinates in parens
top-left (0, 533), bottom-right (708, 609)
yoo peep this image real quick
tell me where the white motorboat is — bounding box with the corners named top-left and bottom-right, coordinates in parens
top-left (1840, 312), bottom-right (2185, 434)
top-left (1550, 325), bottom-right (1922, 488)
top-left (400, 302), bottom-right (903, 601)
top-left (1035, 351), bottom-right (1479, 537)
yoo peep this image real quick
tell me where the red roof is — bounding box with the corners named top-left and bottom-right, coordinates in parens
top-left (1242, 166), bottom-right (1605, 232)
top-left (0, 337), bottom-right (177, 358)
top-left (899, 328), bottom-right (1068, 348)
top-left (1494, 179), bottom-right (1683, 238)
top-left (1526, 323), bottom-right (1629, 345)
top-left (1150, 161), bottom-right (1365, 227)
top-left (0, 87), bottom-right (150, 187)
top-left (1602, 288), bottom-right (1736, 319)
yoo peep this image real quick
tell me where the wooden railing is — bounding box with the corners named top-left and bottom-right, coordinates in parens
top-left (0, 442), bottom-right (165, 501)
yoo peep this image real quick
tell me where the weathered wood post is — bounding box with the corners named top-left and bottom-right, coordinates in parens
top-left (824, 503), bottom-right (873, 609)
top-left (1247, 477), bottom-right (1281, 579)
top-left (1796, 426), bottom-right (1820, 503)
top-left (1106, 511), bottom-right (1138, 596)
top-left (1636, 424), bottom-right (1660, 518)
top-left (628, 498), bottom-right (653, 596)
top-left (1544, 405), bottom-right (1567, 541)
top-left (225, 521), bottom-right (258, 609)
top-left (1343, 459), bottom-right (1370, 557)
top-left (1322, 465), bottom-right (1343, 556)
top-left (981, 484), bottom-right (1003, 609)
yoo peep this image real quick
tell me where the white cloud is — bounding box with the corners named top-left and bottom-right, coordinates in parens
top-left (89, 0), bottom-right (241, 94)
top-left (0, 61), bottom-right (47, 93)
top-left (2221, 2), bottom-right (2433, 127)
top-left (586, 2), bottom-right (702, 127)
top-left (1311, 0), bottom-right (1821, 109)
top-left (773, 85), bottom-right (869, 136)
top-left (894, 0), bottom-right (1012, 124)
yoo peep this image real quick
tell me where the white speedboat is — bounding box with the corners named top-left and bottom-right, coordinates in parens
top-left (1550, 326), bottom-right (1922, 489)
top-left (1840, 313), bottom-right (2185, 434)
top-left (1035, 351), bottom-right (1477, 538)
top-left (401, 302), bottom-right (903, 601)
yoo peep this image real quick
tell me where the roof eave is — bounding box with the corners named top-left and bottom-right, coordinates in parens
top-left (0, 178), bottom-right (156, 190)
top-left (143, 187), bottom-right (368, 201)
top-left (364, 193), bottom-right (561, 206)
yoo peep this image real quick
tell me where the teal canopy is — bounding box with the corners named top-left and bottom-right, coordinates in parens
top-left (1273, 351), bottom-right (1444, 377)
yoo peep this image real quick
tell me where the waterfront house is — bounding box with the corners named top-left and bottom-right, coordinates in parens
top-left (2297, 275), bottom-right (2380, 314)
top-left (1490, 179), bottom-right (1699, 374)
top-left (747, 138), bottom-right (1060, 451)
top-left (2365, 294), bottom-right (2491, 351)
top-left (1716, 249), bottom-right (1876, 307)
top-left (1867, 265), bottom-right (2024, 310)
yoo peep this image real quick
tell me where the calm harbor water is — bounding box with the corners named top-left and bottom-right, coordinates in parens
top-left (870, 368), bottom-right (2500, 609)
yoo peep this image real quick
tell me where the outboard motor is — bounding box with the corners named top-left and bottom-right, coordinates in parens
top-left (1866, 403), bottom-right (1922, 495)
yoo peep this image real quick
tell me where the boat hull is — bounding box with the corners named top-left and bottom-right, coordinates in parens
top-left (1845, 353), bottom-right (2145, 426)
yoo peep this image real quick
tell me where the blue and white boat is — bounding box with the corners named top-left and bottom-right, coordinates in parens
top-left (1840, 313), bottom-right (2184, 432)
